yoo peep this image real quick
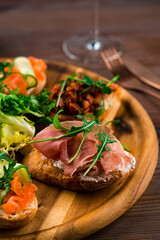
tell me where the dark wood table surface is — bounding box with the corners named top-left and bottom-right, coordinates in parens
top-left (0, 0), bottom-right (159, 239)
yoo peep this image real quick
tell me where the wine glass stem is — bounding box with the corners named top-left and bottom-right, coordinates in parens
top-left (86, 0), bottom-right (101, 51)
top-left (92, 0), bottom-right (99, 39)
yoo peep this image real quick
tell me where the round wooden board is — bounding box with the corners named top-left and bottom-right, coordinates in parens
top-left (0, 61), bottom-right (158, 240)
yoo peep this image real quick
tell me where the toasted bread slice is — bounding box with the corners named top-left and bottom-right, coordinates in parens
top-left (0, 195), bottom-right (38, 229)
top-left (23, 148), bottom-right (135, 192)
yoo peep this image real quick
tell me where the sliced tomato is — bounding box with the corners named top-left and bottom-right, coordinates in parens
top-left (28, 56), bottom-right (47, 81)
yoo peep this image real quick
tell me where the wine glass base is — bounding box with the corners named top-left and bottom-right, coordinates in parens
top-left (62, 34), bottom-right (123, 63)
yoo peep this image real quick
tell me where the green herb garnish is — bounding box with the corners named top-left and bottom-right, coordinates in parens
top-left (121, 143), bottom-right (131, 152)
top-left (0, 151), bottom-right (31, 204)
top-left (106, 75), bottom-right (120, 87)
top-left (0, 151), bottom-right (12, 163)
top-left (29, 113), bottom-right (96, 144)
top-left (68, 131), bottom-right (87, 163)
top-left (0, 161), bottom-right (16, 190)
top-left (30, 111), bottom-right (118, 175)
top-left (0, 87), bottom-right (56, 117)
top-left (94, 105), bottom-right (103, 122)
top-left (83, 131), bottom-right (116, 176)
top-left (56, 80), bottom-right (66, 107)
top-left (67, 73), bottom-right (112, 94)
top-left (0, 62), bottom-right (13, 82)
top-left (105, 119), bottom-right (121, 125)
top-left (30, 112), bottom-right (97, 163)
top-left (53, 109), bottom-right (69, 131)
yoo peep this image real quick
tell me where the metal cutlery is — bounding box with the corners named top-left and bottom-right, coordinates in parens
top-left (101, 48), bottom-right (160, 100)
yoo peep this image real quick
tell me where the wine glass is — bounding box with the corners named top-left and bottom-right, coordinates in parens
top-left (62, 0), bottom-right (123, 63)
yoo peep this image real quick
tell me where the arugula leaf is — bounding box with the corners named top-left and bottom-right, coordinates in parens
top-left (68, 132), bottom-right (87, 163)
top-left (67, 73), bottom-right (118, 94)
top-left (56, 80), bottom-right (66, 107)
top-left (121, 143), bottom-right (130, 152)
top-left (106, 75), bottom-right (120, 86)
top-left (83, 131), bottom-right (116, 176)
top-left (94, 105), bottom-right (103, 122)
top-left (80, 86), bottom-right (92, 95)
top-left (105, 119), bottom-right (121, 125)
top-left (53, 110), bottom-right (69, 131)
top-left (67, 73), bottom-right (93, 86)
top-left (30, 115), bottom-right (96, 143)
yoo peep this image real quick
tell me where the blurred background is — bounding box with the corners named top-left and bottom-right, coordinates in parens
top-left (0, 1), bottom-right (159, 239)
top-left (0, 0), bottom-right (159, 75)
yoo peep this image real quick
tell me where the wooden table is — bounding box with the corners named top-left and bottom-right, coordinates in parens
top-left (0, 0), bottom-right (159, 239)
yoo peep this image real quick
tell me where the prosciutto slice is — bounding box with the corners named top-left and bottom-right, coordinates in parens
top-left (101, 138), bottom-right (133, 174)
top-left (32, 121), bottom-right (135, 177)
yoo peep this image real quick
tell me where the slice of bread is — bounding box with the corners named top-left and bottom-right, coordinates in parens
top-left (0, 195), bottom-right (38, 229)
top-left (23, 148), bottom-right (135, 192)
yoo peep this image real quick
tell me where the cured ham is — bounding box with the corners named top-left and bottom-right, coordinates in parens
top-left (32, 121), bottom-right (135, 177)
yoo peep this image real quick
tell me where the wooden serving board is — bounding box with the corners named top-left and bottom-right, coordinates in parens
top-left (0, 61), bottom-right (158, 240)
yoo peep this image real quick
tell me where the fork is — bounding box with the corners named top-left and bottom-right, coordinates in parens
top-left (101, 48), bottom-right (160, 100)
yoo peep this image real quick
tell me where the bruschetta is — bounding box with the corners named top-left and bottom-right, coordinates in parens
top-left (50, 73), bottom-right (120, 122)
top-left (0, 152), bottom-right (38, 228)
top-left (1, 56), bottom-right (47, 95)
top-left (23, 117), bottom-right (136, 191)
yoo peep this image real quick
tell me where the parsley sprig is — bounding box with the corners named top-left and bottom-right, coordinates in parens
top-left (0, 87), bottom-right (56, 117)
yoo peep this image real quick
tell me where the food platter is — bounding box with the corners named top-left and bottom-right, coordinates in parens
top-left (0, 60), bottom-right (158, 240)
